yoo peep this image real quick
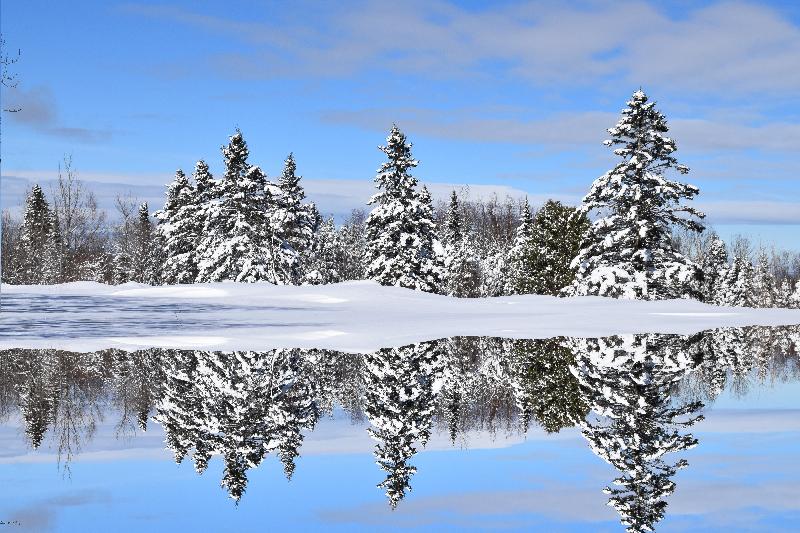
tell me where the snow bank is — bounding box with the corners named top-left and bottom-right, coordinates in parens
top-left (3, 280), bottom-right (800, 352)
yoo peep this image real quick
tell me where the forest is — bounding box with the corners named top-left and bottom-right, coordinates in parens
top-left (3, 90), bottom-right (800, 307)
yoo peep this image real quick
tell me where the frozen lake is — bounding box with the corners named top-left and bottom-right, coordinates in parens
top-left (4, 281), bottom-right (800, 352)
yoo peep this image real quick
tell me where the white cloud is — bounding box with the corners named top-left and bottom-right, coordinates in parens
top-left (124, 1), bottom-right (800, 95)
top-left (698, 200), bottom-right (800, 225)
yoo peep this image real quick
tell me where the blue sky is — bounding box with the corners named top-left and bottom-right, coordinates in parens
top-left (2, 1), bottom-right (800, 246)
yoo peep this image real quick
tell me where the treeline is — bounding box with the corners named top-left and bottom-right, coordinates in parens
top-left (3, 91), bottom-right (800, 307)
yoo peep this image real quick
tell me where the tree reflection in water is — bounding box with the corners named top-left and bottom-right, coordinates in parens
top-left (1, 325), bottom-right (798, 530)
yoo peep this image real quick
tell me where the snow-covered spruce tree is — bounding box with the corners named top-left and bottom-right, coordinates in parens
top-left (416, 185), bottom-right (445, 291)
top-left (196, 130), bottom-right (275, 283)
top-left (337, 209), bottom-right (367, 281)
top-left (443, 190), bottom-right (463, 246)
top-left (564, 90), bottom-right (705, 300)
top-left (443, 191), bottom-right (480, 297)
top-left (192, 159), bottom-right (216, 228)
top-left (752, 251), bottom-right (776, 308)
top-left (479, 241), bottom-right (511, 297)
top-left (506, 198), bottom-right (537, 294)
top-left (15, 185), bottom-right (58, 284)
top-left (112, 250), bottom-right (133, 284)
top-left (304, 216), bottom-right (342, 285)
top-left (528, 200), bottom-right (590, 296)
top-left (719, 256), bottom-right (755, 307)
top-left (273, 153), bottom-right (314, 284)
top-left (156, 170), bottom-right (199, 284)
top-left (364, 126), bottom-right (443, 293)
top-left (775, 279), bottom-right (793, 308)
top-left (699, 233), bottom-right (729, 304)
top-left (129, 203), bottom-right (154, 284)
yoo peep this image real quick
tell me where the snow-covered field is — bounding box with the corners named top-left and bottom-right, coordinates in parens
top-left (3, 280), bottom-right (800, 352)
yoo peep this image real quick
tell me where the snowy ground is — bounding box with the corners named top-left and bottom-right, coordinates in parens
top-left (3, 280), bottom-right (800, 352)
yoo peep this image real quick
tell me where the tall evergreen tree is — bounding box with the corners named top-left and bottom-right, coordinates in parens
top-left (700, 233), bottom-right (729, 304)
top-left (416, 185), bottom-right (445, 293)
top-left (509, 339), bottom-right (588, 434)
top-left (337, 209), bottom-right (367, 281)
top-left (443, 191), bottom-right (480, 297)
top-left (529, 200), bottom-right (589, 295)
top-left (196, 130), bottom-right (275, 283)
top-left (443, 191), bottom-right (463, 246)
top-left (156, 170), bottom-right (199, 284)
top-left (719, 256), bottom-right (755, 307)
top-left (364, 126), bottom-right (442, 293)
top-left (190, 159), bottom-right (216, 279)
top-left (304, 216), bottom-right (341, 285)
top-left (752, 251), bottom-right (776, 308)
top-left (129, 203), bottom-right (153, 283)
top-left (274, 153), bottom-right (313, 284)
top-left (506, 199), bottom-right (537, 294)
top-left (564, 90), bottom-right (705, 300)
top-left (15, 185), bottom-right (55, 284)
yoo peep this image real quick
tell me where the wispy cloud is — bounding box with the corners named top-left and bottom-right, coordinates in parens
top-left (5, 86), bottom-right (113, 143)
top-left (699, 201), bottom-right (800, 225)
top-left (321, 106), bottom-right (800, 154)
top-left (121, 1), bottom-right (800, 95)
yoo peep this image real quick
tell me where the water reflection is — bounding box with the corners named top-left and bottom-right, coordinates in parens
top-left (1, 326), bottom-right (799, 531)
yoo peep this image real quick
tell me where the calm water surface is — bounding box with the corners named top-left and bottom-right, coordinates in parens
top-left (1, 326), bottom-right (799, 532)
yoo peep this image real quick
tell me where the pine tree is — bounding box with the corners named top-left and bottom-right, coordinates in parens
top-left (364, 125), bottom-right (442, 293)
top-left (130, 203), bottom-right (153, 283)
top-left (337, 209), bottom-right (367, 281)
top-left (700, 233), bottom-right (729, 304)
top-left (443, 192), bottom-right (480, 297)
top-left (113, 251), bottom-right (133, 284)
top-left (156, 170), bottom-right (199, 284)
top-left (273, 153), bottom-right (313, 284)
top-left (304, 216), bottom-right (341, 284)
top-left (416, 185), bottom-right (445, 293)
top-left (772, 278), bottom-right (792, 308)
top-left (193, 159), bottom-right (216, 225)
top-left (564, 90), bottom-right (705, 300)
top-left (719, 256), bottom-right (755, 307)
top-left (752, 251), bottom-right (775, 308)
top-left (443, 191), bottom-right (463, 246)
top-left (506, 199), bottom-right (537, 294)
top-left (196, 130), bottom-right (275, 283)
top-left (479, 242), bottom-right (510, 297)
top-left (14, 185), bottom-right (52, 283)
top-left (528, 200), bottom-right (589, 295)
